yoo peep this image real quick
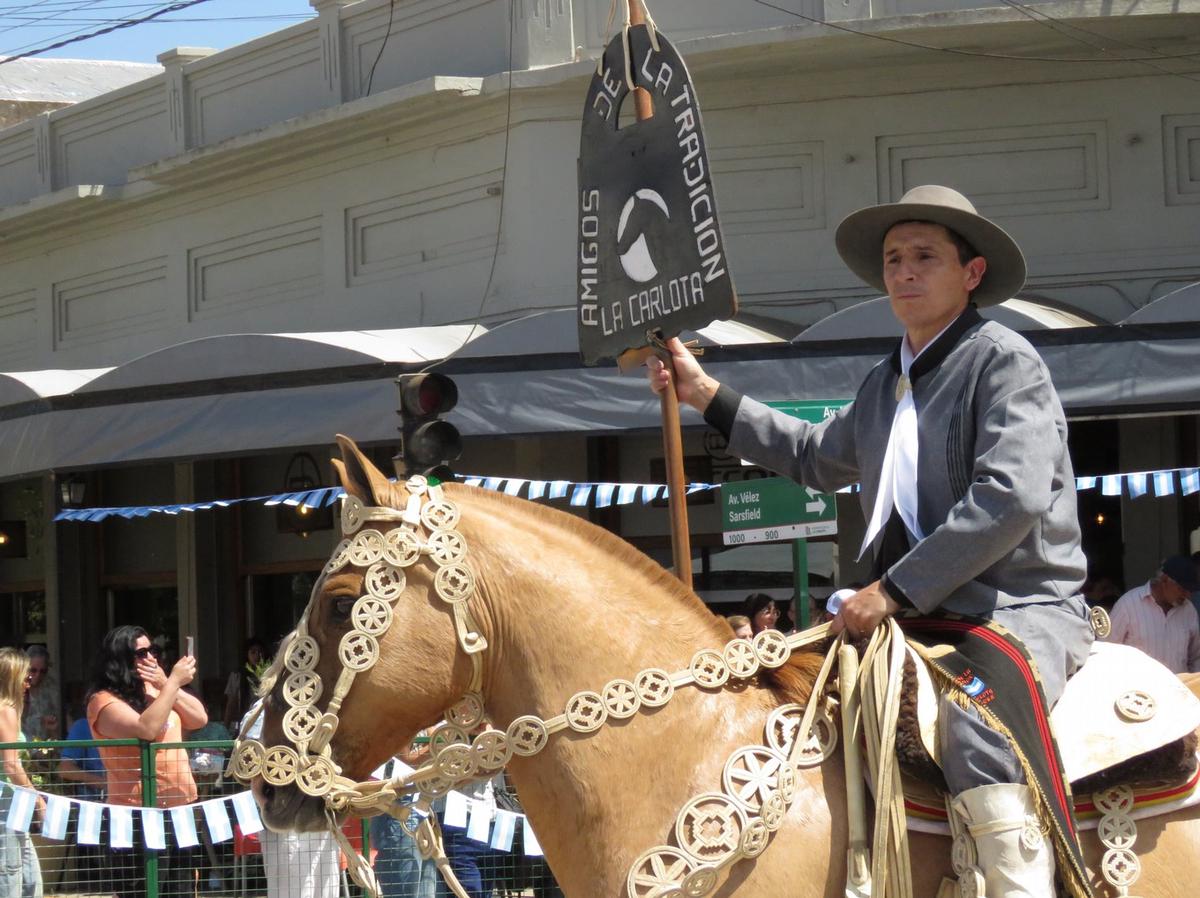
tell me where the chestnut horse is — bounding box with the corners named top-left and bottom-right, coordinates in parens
top-left (250, 437), bottom-right (1200, 897)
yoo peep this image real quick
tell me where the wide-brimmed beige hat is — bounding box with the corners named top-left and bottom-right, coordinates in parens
top-left (834, 185), bottom-right (1026, 307)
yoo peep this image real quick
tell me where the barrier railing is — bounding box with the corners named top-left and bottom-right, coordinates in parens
top-left (0, 737), bottom-right (561, 897)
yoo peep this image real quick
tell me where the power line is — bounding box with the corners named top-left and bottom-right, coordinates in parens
top-left (0, 0), bottom-right (219, 61)
top-left (993, 0), bottom-right (1200, 84)
top-left (0, 15), bottom-right (308, 26)
top-left (0, 0), bottom-right (111, 38)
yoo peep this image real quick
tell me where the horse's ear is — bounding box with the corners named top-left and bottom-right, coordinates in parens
top-left (334, 434), bottom-right (392, 507)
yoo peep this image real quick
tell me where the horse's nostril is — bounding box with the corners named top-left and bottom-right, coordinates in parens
top-left (261, 782), bottom-right (276, 802)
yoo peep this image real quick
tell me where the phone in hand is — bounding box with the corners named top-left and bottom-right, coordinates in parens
top-left (186, 636), bottom-right (194, 657)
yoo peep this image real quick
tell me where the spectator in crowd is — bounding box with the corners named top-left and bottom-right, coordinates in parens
top-left (57, 703), bottom-right (105, 801)
top-left (20, 647), bottom-right (58, 742)
top-left (56, 702), bottom-right (107, 893)
top-left (724, 615), bottom-right (752, 639)
top-left (223, 638), bottom-right (266, 732)
top-left (742, 593), bottom-right (792, 635)
top-left (1082, 571), bottom-right (1122, 613)
top-left (434, 774), bottom-right (505, 898)
top-left (0, 647), bottom-right (43, 898)
top-left (1191, 551), bottom-right (1200, 619)
top-left (240, 702), bottom-right (341, 898)
top-left (371, 738), bottom-right (437, 898)
top-left (86, 626), bottom-right (207, 898)
top-left (1106, 556), bottom-right (1200, 673)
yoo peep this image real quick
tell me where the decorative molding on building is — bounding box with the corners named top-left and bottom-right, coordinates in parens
top-left (52, 258), bottom-right (169, 349)
top-left (518, 0), bottom-right (567, 25)
top-left (53, 83), bottom-right (167, 187)
top-left (1163, 113), bottom-right (1200, 206)
top-left (188, 32), bottom-right (323, 148)
top-left (188, 217), bottom-right (324, 321)
top-left (343, 0), bottom-right (503, 98)
top-left (346, 169), bottom-right (502, 286)
top-left (712, 140), bottom-right (826, 236)
top-left (0, 288), bottom-right (38, 367)
top-left (0, 123), bottom-right (38, 208)
top-left (877, 121), bottom-right (1110, 215)
top-left (33, 113), bottom-right (52, 193)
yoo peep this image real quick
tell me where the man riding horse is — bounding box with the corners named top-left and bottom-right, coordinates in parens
top-left (648, 185), bottom-right (1094, 897)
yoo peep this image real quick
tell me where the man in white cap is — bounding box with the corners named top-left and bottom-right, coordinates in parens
top-left (648, 185), bottom-right (1093, 896)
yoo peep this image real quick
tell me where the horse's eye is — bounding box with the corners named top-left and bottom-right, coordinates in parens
top-left (331, 595), bottom-right (356, 621)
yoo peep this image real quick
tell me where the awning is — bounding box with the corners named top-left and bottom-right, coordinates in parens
top-left (0, 315), bottom-right (1197, 482)
top-left (795, 296), bottom-right (1101, 341)
top-left (1121, 282), bottom-right (1200, 325)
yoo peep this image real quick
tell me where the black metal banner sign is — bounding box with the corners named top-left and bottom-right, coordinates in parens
top-left (577, 26), bottom-right (737, 366)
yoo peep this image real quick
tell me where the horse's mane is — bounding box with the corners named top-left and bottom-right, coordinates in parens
top-left (433, 481), bottom-right (826, 707)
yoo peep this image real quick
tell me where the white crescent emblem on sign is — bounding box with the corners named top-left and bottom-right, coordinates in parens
top-left (617, 188), bottom-right (670, 283)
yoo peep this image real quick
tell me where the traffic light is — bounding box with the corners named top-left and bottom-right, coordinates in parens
top-left (395, 373), bottom-right (462, 482)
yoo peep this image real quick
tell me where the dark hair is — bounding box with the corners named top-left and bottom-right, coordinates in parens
top-left (245, 637), bottom-right (266, 656)
top-left (86, 625), bottom-right (151, 714)
top-left (742, 593), bottom-right (777, 618)
top-left (742, 593), bottom-right (793, 632)
top-left (944, 227), bottom-right (979, 266)
top-left (892, 219), bottom-right (979, 266)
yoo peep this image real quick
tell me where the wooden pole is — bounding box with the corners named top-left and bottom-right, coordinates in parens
top-left (628, 0), bottom-right (693, 589)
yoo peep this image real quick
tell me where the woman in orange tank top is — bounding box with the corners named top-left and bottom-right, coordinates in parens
top-left (85, 627), bottom-right (207, 898)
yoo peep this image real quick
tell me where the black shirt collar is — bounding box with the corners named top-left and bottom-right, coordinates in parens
top-left (888, 305), bottom-right (983, 383)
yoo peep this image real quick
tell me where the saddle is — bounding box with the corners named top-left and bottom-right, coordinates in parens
top-left (899, 640), bottom-right (1200, 820)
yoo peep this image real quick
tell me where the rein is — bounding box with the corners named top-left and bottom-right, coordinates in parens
top-left (231, 481), bottom-right (857, 898)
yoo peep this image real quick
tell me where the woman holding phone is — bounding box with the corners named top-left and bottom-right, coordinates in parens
top-left (86, 626), bottom-right (207, 898)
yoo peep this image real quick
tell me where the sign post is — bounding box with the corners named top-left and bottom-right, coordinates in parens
top-left (578, 0), bottom-right (738, 588)
top-left (722, 398), bottom-right (850, 629)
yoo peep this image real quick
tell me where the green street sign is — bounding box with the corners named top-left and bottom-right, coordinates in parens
top-left (721, 399), bottom-right (848, 546)
top-left (765, 399), bottom-right (850, 423)
top-left (721, 476), bottom-right (837, 545)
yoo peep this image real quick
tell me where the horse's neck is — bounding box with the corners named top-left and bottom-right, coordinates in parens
top-left (462, 495), bottom-right (792, 893)
top-left (465, 495), bottom-right (734, 728)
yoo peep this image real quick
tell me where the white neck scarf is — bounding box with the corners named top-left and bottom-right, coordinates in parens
top-left (857, 322), bottom-right (954, 561)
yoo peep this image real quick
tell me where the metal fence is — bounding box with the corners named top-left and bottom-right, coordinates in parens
top-left (2, 738), bottom-right (562, 898)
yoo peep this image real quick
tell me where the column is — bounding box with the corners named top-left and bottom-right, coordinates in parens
top-left (157, 47), bottom-right (216, 155)
top-left (514, 0), bottom-right (576, 70)
top-left (311, 0), bottom-right (354, 107)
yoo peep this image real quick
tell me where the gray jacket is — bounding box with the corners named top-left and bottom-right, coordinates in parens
top-left (717, 308), bottom-right (1086, 617)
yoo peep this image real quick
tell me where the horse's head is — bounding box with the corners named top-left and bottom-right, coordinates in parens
top-left (242, 435), bottom-right (482, 831)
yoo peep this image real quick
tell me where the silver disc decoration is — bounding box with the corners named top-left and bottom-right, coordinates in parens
top-left (348, 529), bottom-right (386, 567)
top-left (364, 563), bottom-right (406, 602)
top-left (284, 635), bottom-right (319, 673)
top-left (383, 528), bottom-right (422, 568)
top-left (428, 529), bottom-right (468, 566)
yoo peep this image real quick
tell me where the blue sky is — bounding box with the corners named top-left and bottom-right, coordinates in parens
top-left (0, 1), bottom-right (317, 63)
